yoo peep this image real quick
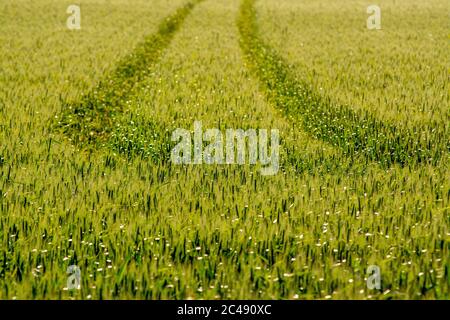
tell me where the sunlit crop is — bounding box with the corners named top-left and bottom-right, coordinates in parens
top-left (0, 0), bottom-right (448, 300)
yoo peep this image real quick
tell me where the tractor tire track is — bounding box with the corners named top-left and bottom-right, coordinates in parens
top-left (238, 0), bottom-right (448, 168)
top-left (57, 0), bottom-right (204, 161)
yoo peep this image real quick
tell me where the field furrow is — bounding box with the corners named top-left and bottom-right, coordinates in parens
top-left (0, 0), bottom-right (448, 301)
top-left (57, 0), bottom-right (203, 155)
top-left (238, 0), bottom-right (449, 168)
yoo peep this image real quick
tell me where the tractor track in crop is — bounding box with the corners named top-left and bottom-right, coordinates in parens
top-left (56, 0), bottom-right (204, 161)
top-left (238, 0), bottom-right (448, 168)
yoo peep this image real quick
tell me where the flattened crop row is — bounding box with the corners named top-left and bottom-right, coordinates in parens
top-left (238, 0), bottom-right (449, 168)
top-left (57, 0), bottom-right (203, 161)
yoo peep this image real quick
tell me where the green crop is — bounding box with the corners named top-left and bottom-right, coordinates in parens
top-left (0, 0), bottom-right (448, 300)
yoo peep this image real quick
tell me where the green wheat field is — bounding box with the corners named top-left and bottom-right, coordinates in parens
top-left (0, 0), bottom-right (448, 299)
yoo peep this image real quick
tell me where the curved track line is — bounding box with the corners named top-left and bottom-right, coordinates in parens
top-left (57, 1), bottom-right (204, 155)
top-left (238, 0), bottom-right (447, 168)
